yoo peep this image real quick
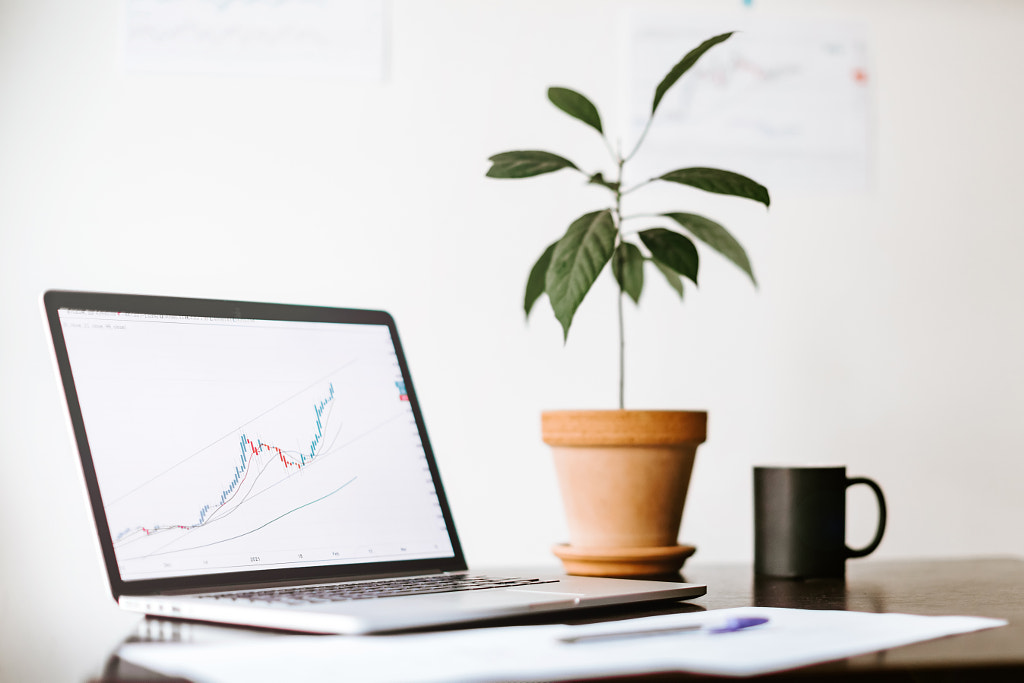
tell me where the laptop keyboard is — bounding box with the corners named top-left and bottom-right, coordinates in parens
top-left (198, 574), bottom-right (558, 605)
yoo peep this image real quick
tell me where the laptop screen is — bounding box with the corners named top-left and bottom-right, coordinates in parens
top-left (52, 300), bottom-right (457, 585)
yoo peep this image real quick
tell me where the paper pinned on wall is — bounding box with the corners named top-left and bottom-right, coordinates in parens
top-left (621, 12), bottom-right (871, 193)
top-left (122, 0), bottom-right (387, 79)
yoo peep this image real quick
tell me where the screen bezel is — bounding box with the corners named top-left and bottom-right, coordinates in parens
top-left (42, 290), bottom-right (468, 598)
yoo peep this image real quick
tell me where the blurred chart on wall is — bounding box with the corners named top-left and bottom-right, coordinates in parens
top-left (122, 0), bottom-right (387, 79)
top-left (622, 11), bottom-right (871, 193)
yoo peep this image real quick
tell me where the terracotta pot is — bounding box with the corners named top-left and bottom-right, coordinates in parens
top-left (541, 410), bottom-right (707, 576)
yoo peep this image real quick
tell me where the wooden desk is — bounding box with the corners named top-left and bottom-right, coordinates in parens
top-left (675, 556), bottom-right (1024, 681)
top-left (97, 557), bottom-right (1024, 682)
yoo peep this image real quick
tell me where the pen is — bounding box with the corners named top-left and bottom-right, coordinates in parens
top-left (558, 616), bottom-right (770, 644)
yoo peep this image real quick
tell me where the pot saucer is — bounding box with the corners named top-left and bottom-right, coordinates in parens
top-left (552, 543), bottom-right (696, 578)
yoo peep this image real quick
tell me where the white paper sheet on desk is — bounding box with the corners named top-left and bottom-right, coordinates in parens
top-left (117, 607), bottom-right (1006, 682)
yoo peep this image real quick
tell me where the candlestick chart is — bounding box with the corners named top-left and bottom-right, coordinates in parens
top-left (105, 375), bottom-right (378, 576)
top-left (112, 382), bottom-right (339, 550)
top-left (58, 311), bottom-right (455, 581)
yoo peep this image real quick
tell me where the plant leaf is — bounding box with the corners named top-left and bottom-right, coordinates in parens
top-left (638, 228), bottom-right (699, 284)
top-left (524, 240), bottom-right (558, 317)
top-left (664, 212), bottom-right (756, 285)
top-left (612, 242), bottom-right (644, 304)
top-left (486, 151), bottom-right (579, 179)
top-left (660, 167), bottom-right (770, 207)
top-left (652, 32), bottom-right (733, 114)
top-left (546, 210), bottom-right (617, 339)
top-left (588, 172), bottom-right (620, 192)
top-left (548, 87), bottom-right (603, 134)
top-left (651, 258), bottom-right (684, 298)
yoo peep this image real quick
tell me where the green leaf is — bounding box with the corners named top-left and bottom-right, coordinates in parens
top-left (660, 167), bottom-right (770, 207)
top-left (638, 228), bottom-right (699, 284)
top-left (546, 210), bottom-right (617, 339)
top-left (588, 172), bottom-right (620, 193)
top-left (664, 212), bottom-right (756, 285)
top-left (486, 151), bottom-right (579, 179)
top-left (652, 32), bottom-right (733, 114)
top-left (651, 258), bottom-right (684, 299)
top-left (548, 87), bottom-right (603, 134)
top-left (524, 241), bottom-right (558, 317)
top-left (612, 242), bottom-right (644, 304)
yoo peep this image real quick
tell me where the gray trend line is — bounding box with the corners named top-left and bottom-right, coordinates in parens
top-left (135, 476), bottom-right (358, 559)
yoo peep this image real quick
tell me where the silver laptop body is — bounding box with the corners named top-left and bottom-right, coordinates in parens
top-left (42, 290), bottom-right (705, 634)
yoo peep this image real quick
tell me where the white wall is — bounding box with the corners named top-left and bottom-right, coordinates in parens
top-left (2, 0), bottom-right (1023, 678)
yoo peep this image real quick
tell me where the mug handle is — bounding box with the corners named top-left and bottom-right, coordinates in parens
top-left (845, 476), bottom-right (887, 558)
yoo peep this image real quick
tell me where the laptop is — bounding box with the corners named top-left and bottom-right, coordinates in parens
top-left (42, 290), bottom-right (705, 634)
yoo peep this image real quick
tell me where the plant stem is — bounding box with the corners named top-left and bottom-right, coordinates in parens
top-left (621, 177), bottom-right (657, 196)
top-left (614, 153), bottom-right (626, 410)
top-left (624, 113), bottom-right (655, 163)
top-left (618, 285), bottom-right (624, 410)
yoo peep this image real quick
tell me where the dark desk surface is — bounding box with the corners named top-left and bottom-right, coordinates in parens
top-left (678, 556), bottom-right (1024, 681)
top-left (99, 556), bottom-right (1024, 682)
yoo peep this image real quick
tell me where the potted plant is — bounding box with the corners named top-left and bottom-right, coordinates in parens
top-left (486, 32), bottom-right (770, 577)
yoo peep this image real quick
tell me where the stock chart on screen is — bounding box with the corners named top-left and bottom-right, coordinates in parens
top-left (58, 310), bottom-right (453, 581)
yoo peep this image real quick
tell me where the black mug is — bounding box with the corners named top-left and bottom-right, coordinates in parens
top-left (754, 466), bottom-right (886, 578)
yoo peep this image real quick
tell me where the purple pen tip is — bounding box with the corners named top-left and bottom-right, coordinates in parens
top-left (709, 616), bottom-right (770, 634)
